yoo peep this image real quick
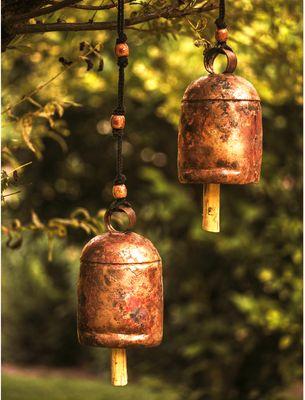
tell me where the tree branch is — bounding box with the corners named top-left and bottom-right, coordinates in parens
top-left (5, 0), bottom-right (82, 23)
top-left (12, 2), bottom-right (218, 35)
top-left (65, 0), bottom-right (133, 10)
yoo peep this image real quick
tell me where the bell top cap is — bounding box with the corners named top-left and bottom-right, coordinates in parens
top-left (182, 74), bottom-right (260, 102)
top-left (80, 231), bottom-right (161, 264)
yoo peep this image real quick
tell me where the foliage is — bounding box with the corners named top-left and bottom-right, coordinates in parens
top-left (1, 1), bottom-right (302, 399)
top-left (2, 372), bottom-right (181, 400)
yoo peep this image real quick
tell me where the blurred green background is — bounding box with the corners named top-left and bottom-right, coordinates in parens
top-left (1, 1), bottom-right (302, 399)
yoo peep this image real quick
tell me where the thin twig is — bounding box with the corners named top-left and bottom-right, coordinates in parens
top-left (12, 2), bottom-right (218, 34)
top-left (9, 162), bottom-right (33, 175)
top-left (89, 1), bottom-right (105, 23)
top-left (2, 47), bottom-right (96, 115)
top-left (2, 190), bottom-right (21, 198)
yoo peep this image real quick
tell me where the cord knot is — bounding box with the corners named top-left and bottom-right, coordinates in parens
top-left (117, 56), bottom-right (128, 68)
top-left (215, 17), bottom-right (227, 29)
top-left (116, 33), bottom-right (127, 44)
top-left (114, 174), bottom-right (126, 185)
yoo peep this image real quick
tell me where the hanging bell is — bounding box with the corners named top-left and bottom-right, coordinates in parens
top-left (77, 204), bottom-right (163, 386)
top-left (178, 43), bottom-right (263, 232)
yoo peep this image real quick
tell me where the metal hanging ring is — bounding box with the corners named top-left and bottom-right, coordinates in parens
top-left (204, 45), bottom-right (237, 74)
top-left (104, 204), bottom-right (136, 233)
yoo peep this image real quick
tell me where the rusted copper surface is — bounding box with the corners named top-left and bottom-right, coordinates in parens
top-left (178, 73), bottom-right (262, 184)
top-left (204, 46), bottom-right (237, 74)
top-left (77, 231), bottom-right (163, 348)
top-left (104, 204), bottom-right (136, 233)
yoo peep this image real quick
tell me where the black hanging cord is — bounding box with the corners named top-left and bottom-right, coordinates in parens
top-left (112, 0), bottom-right (128, 186)
top-left (204, 0), bottom-right (237, 74)
top-left (215, 0), bottom-right (227, 29)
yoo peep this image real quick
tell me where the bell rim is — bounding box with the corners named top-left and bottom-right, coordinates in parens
top-left (78, 330), bottom-right (163, 348)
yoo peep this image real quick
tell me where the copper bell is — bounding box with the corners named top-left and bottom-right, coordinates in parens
top-left (77, 205), bottom-right (163, 386)
top-left (178, 45), bottom-right (263, 232)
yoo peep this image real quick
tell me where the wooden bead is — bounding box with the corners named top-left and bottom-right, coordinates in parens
top-left (215, 28), bottom-right (228, 43)
top-left (111, 115), bottom-right (125, 130)
top-left (115, 43), bottom-right (129, 57)
top-left (112, 184), bottom-right (127, 199)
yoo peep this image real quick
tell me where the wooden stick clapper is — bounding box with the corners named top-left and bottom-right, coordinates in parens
top-left (111, 348), bottom-right (128, 386)
top-left (202, 183), bottom-right (220, 233)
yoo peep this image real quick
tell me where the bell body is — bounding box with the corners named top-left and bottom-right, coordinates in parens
top-left (178, 73), bottom-right (263, 184)
top-left (77, 231), bottom-right (163, 348)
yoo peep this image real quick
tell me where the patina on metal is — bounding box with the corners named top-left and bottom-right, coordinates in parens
top-left (77, 204), bottom-right (163, 349)
top-left (177, 44), bottom-right (263, 232)
top-left (178, 46), bottom-right (262, 185)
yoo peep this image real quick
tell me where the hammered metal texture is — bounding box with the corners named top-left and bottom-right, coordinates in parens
top-left (77, 232), bottom-right (163, 348)
top-left (178, 73), bottom-right (263, 184)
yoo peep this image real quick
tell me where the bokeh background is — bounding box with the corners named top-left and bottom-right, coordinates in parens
top-left (2, 0), bottom-right (302, 399)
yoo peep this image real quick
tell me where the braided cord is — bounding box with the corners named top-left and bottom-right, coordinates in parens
top-left (215, 0), bottom-right (227, 29)
top-left (112, 0), bottom-right (128, 185)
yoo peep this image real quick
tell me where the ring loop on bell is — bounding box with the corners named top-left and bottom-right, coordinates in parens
top-left (104, 204), bottom-right (136, 233)
top-left (204, 45), bottom-right (237, 74)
